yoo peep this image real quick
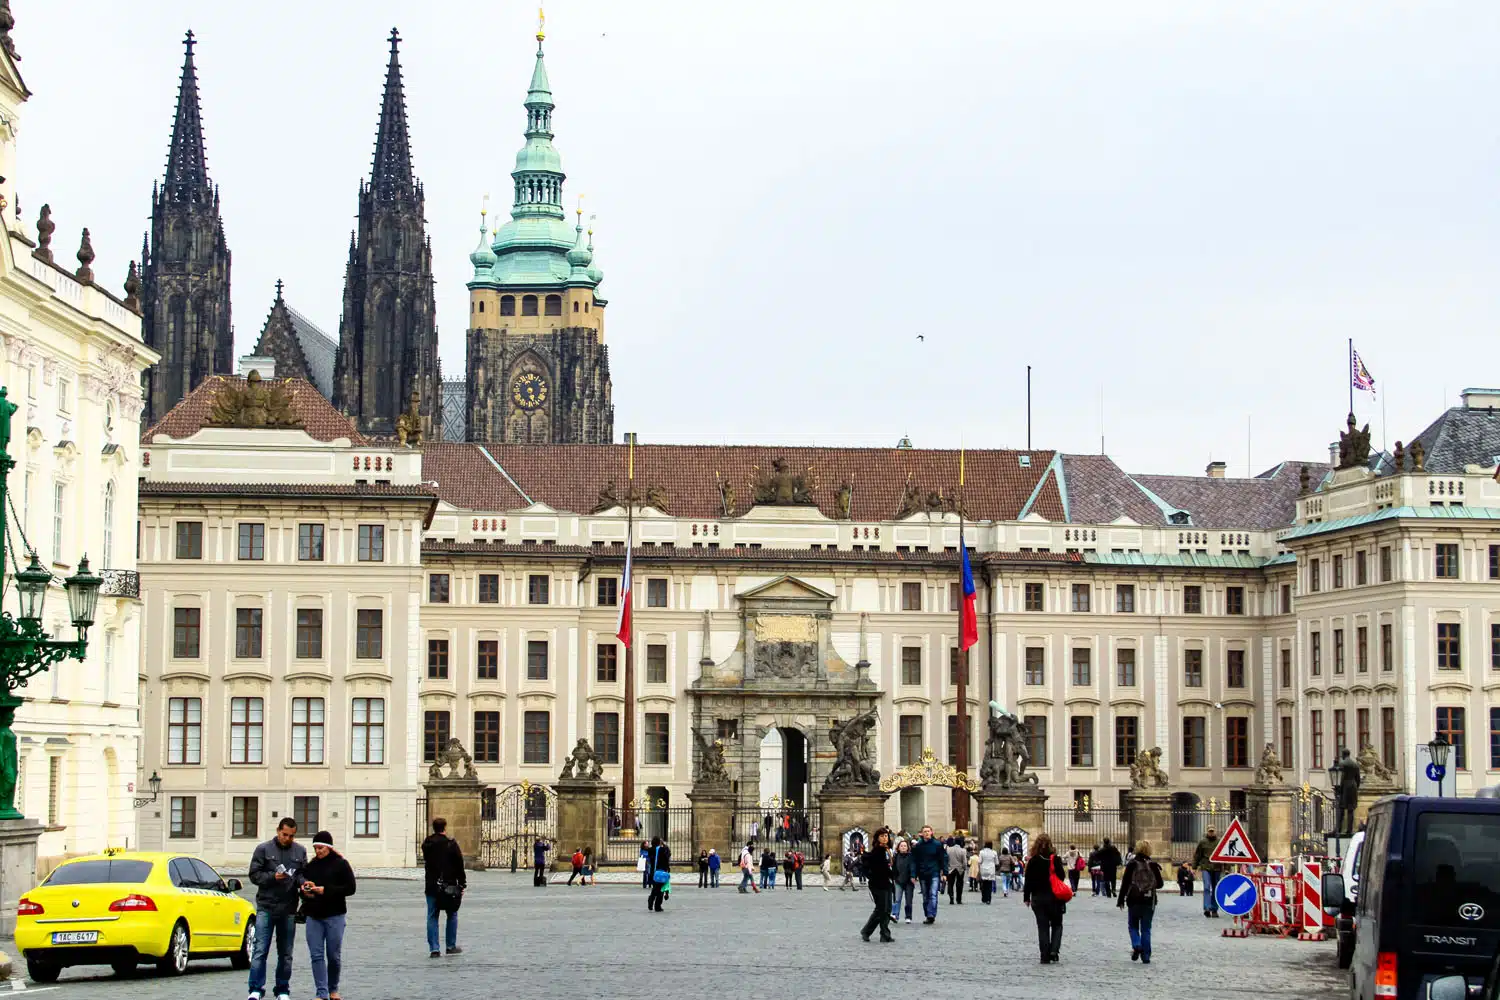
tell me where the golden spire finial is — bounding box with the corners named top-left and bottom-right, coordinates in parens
top-left (576, 193), bottom-right (585, 220)
top-left (481, 193), bottom-right (490, 218)
top-left (537, 5), bottom-right (546, 41)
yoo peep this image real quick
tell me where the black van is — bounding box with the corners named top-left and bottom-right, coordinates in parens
top-left (1324, 795), bottom-right (1500, 1000)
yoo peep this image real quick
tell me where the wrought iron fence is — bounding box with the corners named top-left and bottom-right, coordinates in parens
top-left (478, 782), bottom-right (557, 869)
top-left (1041, 806), bottom-right (1129, 850)
top-left (732, 806), bottom-right (821, 860)
top-left (100, 569), bottom-right (139, 599)
top-left (414, 796), bottom-right (429, 862)
top-left (599, 804), bottom-right (695, 865)
top-left (1169, 807), bottom-right (1245, 864)
top-left (1292, 786), bottom-right (1330, 856)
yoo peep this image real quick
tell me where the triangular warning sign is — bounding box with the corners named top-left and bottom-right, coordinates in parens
top-left (1208, 817), bottom-right (1262, 866)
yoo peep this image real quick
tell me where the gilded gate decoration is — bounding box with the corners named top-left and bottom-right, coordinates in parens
top-left (879, 747), bottom-right (982, 794)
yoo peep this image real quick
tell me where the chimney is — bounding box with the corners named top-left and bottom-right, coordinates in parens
top-left (1329, 442), bottom-right (1339, 466)
top-left (237, 354), bottom-right (276, 379)
top-left (1461, 387), bottom-right (1500, 410)
top-left (1205, 461), bottom-right (1226, 479)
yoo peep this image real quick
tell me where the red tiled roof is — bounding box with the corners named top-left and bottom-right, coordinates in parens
top-left (421, 443), bottom-right (1061, 522)
top-left (142, 375), bottom-right (369, 446)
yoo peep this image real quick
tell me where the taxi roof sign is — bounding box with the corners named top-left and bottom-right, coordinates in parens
top-left (1208, 817), bottom-right (1261, 865)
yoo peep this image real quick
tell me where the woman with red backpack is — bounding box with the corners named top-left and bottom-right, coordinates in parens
top-left (1022, 832), bottom-right (1073, 964)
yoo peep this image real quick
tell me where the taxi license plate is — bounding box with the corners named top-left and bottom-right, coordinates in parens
top-left (51, 931), bottom-right (97, 944)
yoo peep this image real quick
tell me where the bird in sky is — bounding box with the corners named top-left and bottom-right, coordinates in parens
top-left (916, 334), bottom-right (925, 342)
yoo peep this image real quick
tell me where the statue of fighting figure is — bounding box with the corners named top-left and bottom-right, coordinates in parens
top-left (980, 702), bottom-right (1040, 791)
top-left (823, 706), bottom-right (881, 790)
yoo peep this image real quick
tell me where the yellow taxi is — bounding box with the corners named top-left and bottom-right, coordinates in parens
top-left (14, 850), bottom-right (256, 982)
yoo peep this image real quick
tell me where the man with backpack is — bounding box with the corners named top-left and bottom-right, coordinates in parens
top-left (421, 818), bottom-right (466, 958)
top-left (1117, 839), bottom-right (1165, 964)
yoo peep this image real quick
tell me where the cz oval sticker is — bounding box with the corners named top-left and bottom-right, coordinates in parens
top-left (1459, 903), bottom-right (1485, 921)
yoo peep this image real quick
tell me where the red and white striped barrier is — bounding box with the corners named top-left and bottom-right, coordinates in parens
top-left (1298, 861), bottom-right (1325, 941)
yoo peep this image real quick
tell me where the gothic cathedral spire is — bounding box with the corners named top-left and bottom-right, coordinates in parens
top-left (142, 30), bottom-right (233, 427)
top-left (332, 28), bottom-right (441, 440)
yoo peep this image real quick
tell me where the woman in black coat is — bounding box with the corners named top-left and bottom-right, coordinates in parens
top-left (1023, 832), bottom-right (1068, 964)
top-left (646, 837), bottom-right (671, 912)
top-left (858, 827), bottom-right (896, 943)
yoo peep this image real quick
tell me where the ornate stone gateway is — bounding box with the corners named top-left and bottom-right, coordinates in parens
top-left (478, 780), bottom-right (557, 869)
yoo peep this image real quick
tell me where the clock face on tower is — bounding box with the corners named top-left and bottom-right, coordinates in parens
top-left (511, 372), bottom-right (548, 411)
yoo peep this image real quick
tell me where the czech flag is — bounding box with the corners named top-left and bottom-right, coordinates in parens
top-left (616, 534), bottom-right (633, 647)
top-left (959, 529), bottom-right (978, 651)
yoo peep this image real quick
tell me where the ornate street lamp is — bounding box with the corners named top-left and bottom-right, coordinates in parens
top-left (0, 388), bottom-right (103, 820)
top-left (1429, 734), bottom-right (1452, 798)
top-left (132, 771), bottom-right (162, 809)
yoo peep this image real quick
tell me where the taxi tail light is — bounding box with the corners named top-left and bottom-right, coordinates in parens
top-left (15, 898), bottom-right (42, 916)
top-left (1374, 951), bottom-right (1397, 998)
top-left (108, 894), bottom-right (157, 912)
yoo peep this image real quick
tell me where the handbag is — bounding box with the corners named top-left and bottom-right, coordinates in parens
top-left (651, 847), bottom-right (670, 884)
top-left (636, 856), bottom-right (647, 872)
top-left (1047, 855), bottom-right (1074, 903)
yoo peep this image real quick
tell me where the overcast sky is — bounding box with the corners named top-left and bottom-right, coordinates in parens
top-left (15, 2), bottom-right (1500, 474)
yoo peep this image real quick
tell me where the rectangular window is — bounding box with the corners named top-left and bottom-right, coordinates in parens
top-left (235, 608), bottom-right (263, 658)
top-left (293, 796), bottom-right (319, 835)
top-left (428, 574), bottom-right (451, 604)
top-left (478, 574), bottom-right (500, 604)
top-left (1025, 647), bottom-right (1045, 685)
top-left (51, 482), bottom-right (62, 560)
top-left (231, 796), bottom-right (258, 838)
top-left (596, 577), bottom-right (618, 607)
top-left (1382, 623), bottom-right (1394, 671)
top-left (646, 643), bottom-right (668, 684)
top-left (1183, 585), bottom-right (1202, 614)
top-left (356, 610), bottom-right (383, 658)
top-left (1311, 710), bottom-right (1325, 769)
top-left (237, 523), bottom-right (264, 560)
top-left (1182, 716), bottom-right (1207, 768)
top-left (1116, 648), bottom-right (1136, 686)
top-left (1309, 558), bottom-right (1321, 593)
top-left (1334, 628), bottom-right (1345, 675)
top-left (898, 715), bottom-right (922, 765)
top-left (296, 609), bottom-right (323, 658)
top-left (646, 578), bottom-right (668, 608)
top-left (1280, 584), bottom-right (1292, 614)
top-left (1380, 546), bottom-right (1392, 582)
top-left (297, 523), bottom-right (325, 561)
top-left (169, 796), bottom-right (197, 839)
top-left (1356, 550), bottom-right (1368, 585)
top-left (477, 639), bottom-right (499, 680)
top-left (1491, 709), bottom-right (1500, 771)
top-left (167, 697), bottom-right (201, 764)
top-left (902, 582), bottom-right (922, 611)
top-left (1334, 709), bottom-right (1348, 761)
top-left (473, 711), bottom-right (500, 764)
top-left (1071, 647), bottom-right (1091, 686)
top-left (423, 710), bottom-right (451, 763)
top-left (901, 646), bottom-right (921, 686)
top-left (427, 638), bottom-right (450, 679)
top-left (1358, 707), bottom-right (1371, 753)
top-left (1069, 716), bottom-right (1095, 767)
top-left (1437, 706), bottom-right (1467, 770)
top-left (1311, 631), bottom-right (1322, 676)
top-left (45, 757), bottom-right (57, 826)
top-left (228, 697), bottom-right (264, 764)
top-left (1438, 623), bottom-right (1462, 670)
top-left (1280, 715), bottom-right (1293, 769)
top-left (1226, 586), bottom-right (1245, 615)
top-left (1333, 554), bottom-right (1345, 589)
top-left (1491, 545), bottom-right (1500, 581)
top-left (1225, 717), bottom-right (1248, 768)
top-left (1025, 715), bottom-right (1048, 768)
top-left (716, 718), bottom-right (739, 743)
top-left (596, 643), bottom-right (618, 682)
top-left (353, 796), bottom-right (379, 838)
top-left (1071, 584), bottom-right (1091, 612)
top-left (1436, 543), bottom-right (1460, 580)
top-left (1381, 707), bottom-right (1395, 770)
top-left (175, 521), bottom-right (203, 559)
top-left (527, 639), bottom-right (549, 680)
top-left (523, 711), bottom-right (550, 764)
top-left (357, 524), bottom-right (385, 562)
top-left (1024, 582), bottom-right (1044, 612)
top-left (949, 647), bottom-right (970, 686)
top-left (291, 697), bottom-right (325, 765)
top-left (1114, 715), bottom-right (1139, 767)
top-left (173, 607), bottom-right (200, 658)
top-left (644, 712), bottom-right (670, 765)
top-left (1227, 649), bottom-right (1245, 688)
top-left (593, 712), bottom-right (620, 764)
top-left (351, 698), bottom-right (384, 764)
top-left (1493, 624), bottom-right (1500, 670)
top-left (1115, 585), bottom-right (1135, 613)
top-left (1281, 647), bottom-right (1292, 688)
top-left (1184, 648), bottom-right (1203, 687)
top-left (528, 575), bottom-right (550, 605)
top-left (949, 582), bottom-right (962, 612)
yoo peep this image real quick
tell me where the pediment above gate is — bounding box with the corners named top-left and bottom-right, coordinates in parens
top-left (736, 575), bottom-right (835, 605)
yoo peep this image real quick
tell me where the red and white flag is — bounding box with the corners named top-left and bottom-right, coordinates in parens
top-left (615, 532), bottom-right (633, 647)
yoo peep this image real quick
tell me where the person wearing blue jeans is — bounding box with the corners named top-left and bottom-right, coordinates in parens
top-left (909, 826), bottom-right (947, 924)
top-left (1118, 841), bottom-right (1163, 965)
top-left (248, 913), bottom-right (296, 1000)
top-left (425, 895), bottom-right (458, 954)
top-left (246, 817), bottom-right (306, 1000)
top-left (421, 817), bottom-right (466, 958)
top-left (890, 840), bottom-right (915, 921)
top-left (299, 830), bottom-right (356, 1000)
top-left (1193, 829), bottom-right (1221, 917)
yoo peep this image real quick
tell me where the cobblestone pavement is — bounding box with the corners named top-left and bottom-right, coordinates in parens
top-left (5, 876), bottom-right (1347, 1000)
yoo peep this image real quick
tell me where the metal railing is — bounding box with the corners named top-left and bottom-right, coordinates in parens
top-left (732, 806), bottom-right (821, 860)
top-left (600, 804), bottom-right (694, 865)
top-left (1041, 806), bottom-right (1129, 851)
top-left (1170, 807), bottom-right (1246, 864)
top-left (100, 569), bottom-right (139, 599)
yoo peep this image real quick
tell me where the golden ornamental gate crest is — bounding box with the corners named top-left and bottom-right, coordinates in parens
top-left (879, 747), bottom-right (982, 794)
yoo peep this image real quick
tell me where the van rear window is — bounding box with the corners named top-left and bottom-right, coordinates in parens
top-left (44, 860), bottom-right (154, 885)
top-left (1414, 813), bottom-right (1500, 929)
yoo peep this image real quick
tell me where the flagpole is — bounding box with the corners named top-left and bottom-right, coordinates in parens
top-left (955, 444), bottom-right (970, 833)
top-left (622, 433), bottom-right (637, 835)
top-left (1348, 338), bottom-right (1354, 415)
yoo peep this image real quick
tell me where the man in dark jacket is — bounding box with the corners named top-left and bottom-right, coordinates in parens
top-left (1192, 827), bottom-right (1223, 916)
top-left (422, 818), bottom-right (466, 958)
top-left (910, 825), bottom-right (947, 924)
top-left (533, 837), bottom-right (551, 887)
top-left (1096, 838), bottom-right (1124, 897)
top-left (247, 816), bottom-right (306, 1000)
top-left (646, 836), bottom-right (671, 912)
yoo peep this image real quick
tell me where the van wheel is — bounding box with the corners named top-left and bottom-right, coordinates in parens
top-left (1336, 931), bottom-right (1354, 970)
top-left (230, 920), bottom-right (255, 970)
top-left (25, 958), bottom-right (60, 983)
top-left (156, 922), bottom-right (190, 976)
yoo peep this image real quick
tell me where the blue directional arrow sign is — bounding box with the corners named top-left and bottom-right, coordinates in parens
top-left (1215, 873), bottom-right (1258, 917)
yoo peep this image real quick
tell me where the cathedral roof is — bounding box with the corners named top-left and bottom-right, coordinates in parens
top-left (369, 28), bottom-right (416, 202)
top-left (251, 282), bottom-right (337, 399)
top-left (163, 31), bottom-right (211, 199)
top-left (142, 375), bottom-right (369, 445)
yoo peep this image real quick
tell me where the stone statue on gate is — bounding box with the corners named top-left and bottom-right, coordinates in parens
top-left (428, 737), bottom-right (477, 781)
top-left (980, 703), bottom-right (1039, 791)
top-left (1254, 743), bottom-right (1284, 786)
top-left (824, 706), bottom-right (881, 790)
top-left (1129, 746), bottom-right (1169, 789)
top-left (1333, 747), bottom-right (1361, 835)
top-left (559, 737), bottom-right (605, 781)
top-left (692, 728), bottom-right (731, 786)
top-left (1357, 743), bottom-right (1397, 790)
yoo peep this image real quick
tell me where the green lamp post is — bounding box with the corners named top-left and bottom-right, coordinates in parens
top-left (0, 387), bottom-right (103, 821)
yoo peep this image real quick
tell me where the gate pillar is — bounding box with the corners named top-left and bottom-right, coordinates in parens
top-left (553, 779), bottom-right (610, 869)
top-left (819, 788), bottom-right (889, 871)
top-left (977, 788), bottom-right (1048, 848)
top-left (1245, 784), bottom-right (1294, 861)
top-left (425, 781), bottom-right (485, 870)
top-left (688, 785), bottom-right (735, 857)
top-left (1124, 788), bottom-right (1173, 855)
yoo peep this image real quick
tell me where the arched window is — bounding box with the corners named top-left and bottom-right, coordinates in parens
top-left (478, 300), bottom-right (485, 313)
top-left (500, 296), bottom-right (516, 316)
top-left (544, 295), bottom-right (562, 316)
top-left (522, 295), bottom-right (539, 317)
top-left (102, 481), bottom-right (115, 568)
top-left (573, 301), bottom-right (579, 313)
top-left (584, 302), bottom-right (590, 313)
